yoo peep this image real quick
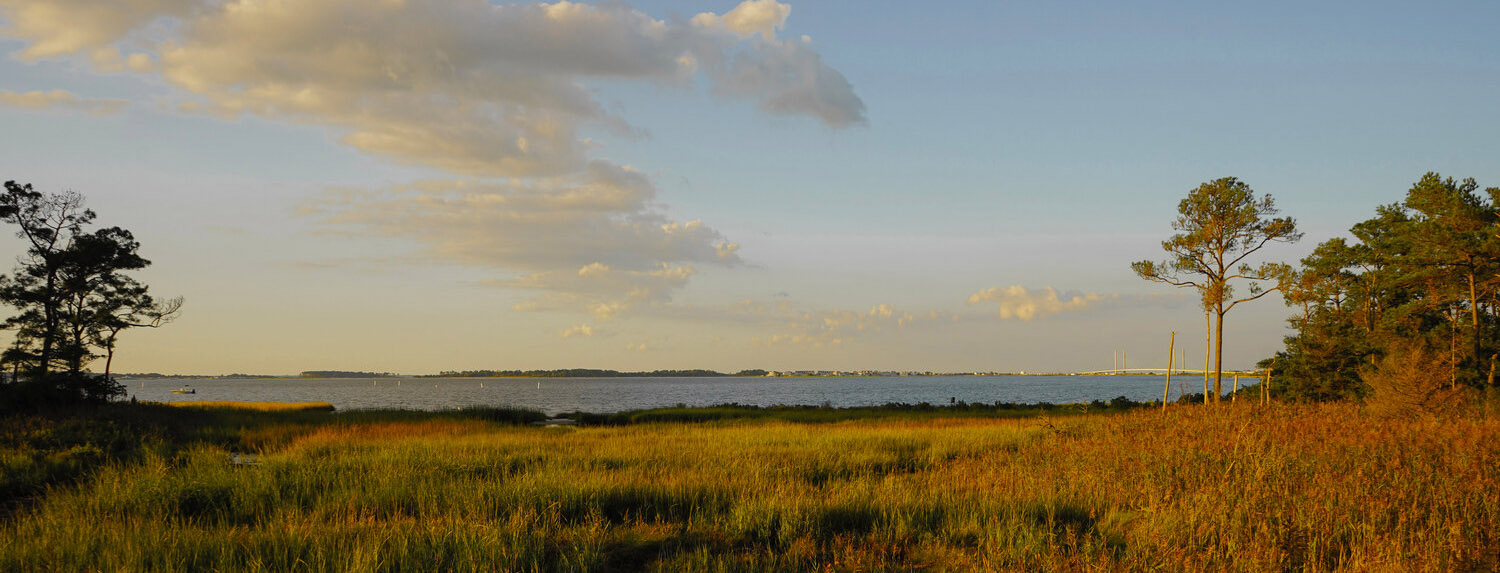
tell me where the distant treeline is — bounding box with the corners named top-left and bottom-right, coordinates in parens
top-left (427, 369), bottom-right (768, 378)
top-left (299, 371), bottom-right (399, 378)
top-left (115, 373), bottom-right (279, 379)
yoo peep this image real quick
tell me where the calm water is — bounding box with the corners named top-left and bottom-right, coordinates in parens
top-left (124, 375), bottom-right (1243, 416)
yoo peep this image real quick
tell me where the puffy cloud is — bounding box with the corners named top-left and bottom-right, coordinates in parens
top-left (0, 0), bottom-right (865, 173)
top-left (646, 283), bottom-right (1133, 349)
top-left (309, 161), bottom-right (736, 318)
top-left (1, 0), bottom-right (866, 332)
top-left (0, 89), bottom-right (128, 114)
top-left (691, 0), bottom-right (790, 41)
top-left (718, 301), bottom-right (955, 349)
top-left (559, 324), bottom-right (597, 339)
top-left (88, 47), bottom-right (155, 72)
top-left (501, 262), bottom-right (698, 320)
top-left (967, 285), bottom-right (1115, 321)
top-left (705, 35), bottom-right (866, 127)
top-left (311, 162), bottom-right (737, 269)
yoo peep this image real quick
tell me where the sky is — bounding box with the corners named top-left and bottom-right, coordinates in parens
top-left (0, 0), bottom-right (1496, 375)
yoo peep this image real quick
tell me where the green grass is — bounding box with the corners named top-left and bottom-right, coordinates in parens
top-left (1, 402), bottom-right (1497, 571)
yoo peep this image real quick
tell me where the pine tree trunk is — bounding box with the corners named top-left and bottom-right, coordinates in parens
top-left (39, 270), bottom-right (57, 379)
top-left (1450, 316), bottom-right (1458, 390)
top-left (1469, 273), bottom-right (1482, 380)
top-left (1214, 308), bottom-right (1225, 403)
top-left (1488, 354), bottom-right (1496, 388)
top-left (68, 326), bottom-right (86, 375)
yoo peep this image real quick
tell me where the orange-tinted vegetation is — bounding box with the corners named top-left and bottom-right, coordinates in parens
top-left (2, 403), bottom-right (1496, 571)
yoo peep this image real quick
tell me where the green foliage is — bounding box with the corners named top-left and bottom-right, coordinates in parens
top-left (1275, 172), bottom-right (1499, 401)
top-left (1133, 177), bottom-right (1301, 400)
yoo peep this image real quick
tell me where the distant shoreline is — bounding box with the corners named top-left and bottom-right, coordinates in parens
top-left (114, 370), bottom-right (1247, 380)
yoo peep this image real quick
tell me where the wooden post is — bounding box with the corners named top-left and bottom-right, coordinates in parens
top-left (1204, 312), bottom-right (1211, 404)
top-left (1232, 374), bottom-right (1239, 403)
top-left (1179, 349), bottom-right (1185, 397)
top-left (1263, 363), bottom-right (1272, 406)
top-left (1163, 332), bottom-right (1175, 412)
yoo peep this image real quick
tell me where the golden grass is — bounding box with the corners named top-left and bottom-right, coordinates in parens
top-left (164, 400), bottom-right (336, 412)
top-left (2, 402), bottom-right (1497, 571)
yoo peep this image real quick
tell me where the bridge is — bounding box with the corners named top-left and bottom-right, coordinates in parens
top-left (1070, 368), bottom-right (1266, 377)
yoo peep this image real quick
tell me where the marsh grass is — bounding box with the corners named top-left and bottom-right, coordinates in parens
top-left (566, 400), bottom-right (1106, 426)
top-left (2, 402), bottom-right (1497, 571)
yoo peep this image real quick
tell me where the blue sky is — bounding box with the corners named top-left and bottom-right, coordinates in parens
top-left (0, 0), bottom-right (1496, 374)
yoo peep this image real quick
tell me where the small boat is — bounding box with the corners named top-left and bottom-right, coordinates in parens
top-left (171, 386), bottom-right (195, 394)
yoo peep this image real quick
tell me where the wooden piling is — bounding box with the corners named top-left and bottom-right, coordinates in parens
top-left (1204, 312), bottom-right (1211, 404)
top-left (1163, 332), bottom-right (1175, 412)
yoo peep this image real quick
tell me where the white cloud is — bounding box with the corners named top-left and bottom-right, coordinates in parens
top-left (0, 0), bottom-right (866, 333)
top-left (664, 299), bottom-right (955, 349)
top-left (559, 324), bottom-right (597, 339)
top-left (966, 285), bottom-right (1115, 321)
top-left (0, 89), bottom-right (128, 114)
top-left (705, 35), bottom-right (866, 127)
top-left (501, 262), bottom-right (698, 320)
top-left (309, 161), bottom-right (736, 319)
top-left (691, 0), bottom-right (790, 41)
top-left (0, 0), bottom-right (865, 173)
top-left (670, 286), bottom-right (1123, 349)
top-left (310, 162), bottom-right (736, 271)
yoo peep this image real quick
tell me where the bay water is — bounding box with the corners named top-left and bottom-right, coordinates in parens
top-left (127, 375), bottom-right (1241, 416)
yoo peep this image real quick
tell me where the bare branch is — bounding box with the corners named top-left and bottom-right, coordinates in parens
top-left (1223, 284), bottom-right (1285, 314)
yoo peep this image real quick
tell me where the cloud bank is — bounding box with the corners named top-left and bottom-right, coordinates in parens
top-left (307, 161), bottom-right (739, 319)
top-left (0, 0), bottom-right (864, 326)
top-left (1, 0), bottom-right (865, 176)
top-left (0, 89), bottom-right (127, 114)
top-left (707, 284), bottom-right (1121, 349)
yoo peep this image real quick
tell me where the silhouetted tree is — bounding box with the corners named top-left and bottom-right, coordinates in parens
top-left (0, 181), bottom-right (181, 404)
top-left (0, 182), bottom-right (94, 381)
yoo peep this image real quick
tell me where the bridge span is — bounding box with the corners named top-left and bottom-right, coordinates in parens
top-left (1069, 368), bottom-right (1265, 377)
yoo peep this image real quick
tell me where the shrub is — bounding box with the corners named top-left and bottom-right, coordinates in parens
top-left (1361, 339), bottom-right (1474, 415)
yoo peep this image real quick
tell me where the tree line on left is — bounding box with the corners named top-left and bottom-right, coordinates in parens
top-left (0, 181), bottom-right (181, 407)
